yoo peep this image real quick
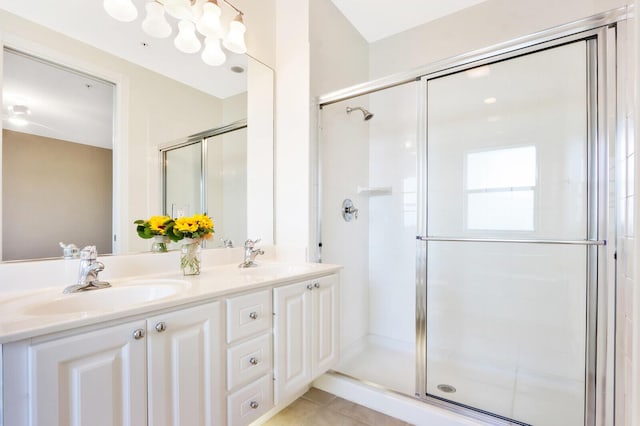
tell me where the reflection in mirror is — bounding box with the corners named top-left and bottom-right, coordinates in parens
top-left (2, 49), bottom-right (114, 261)
top-left (0, 8), bottom-right (274, 262)
top-left (163, 122), bottom-right (248, 248)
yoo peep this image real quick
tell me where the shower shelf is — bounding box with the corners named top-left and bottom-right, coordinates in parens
top-left (357, 186), bottom-right (392, 196)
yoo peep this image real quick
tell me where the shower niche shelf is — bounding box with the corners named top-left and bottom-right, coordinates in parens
top-left (357, 186), bottom-right (392, 196)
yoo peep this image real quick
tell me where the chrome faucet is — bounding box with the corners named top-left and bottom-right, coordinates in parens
top-left (63, 246), bottom-right (111, 293)
top-left (239, 238), bottom-right (264, 268)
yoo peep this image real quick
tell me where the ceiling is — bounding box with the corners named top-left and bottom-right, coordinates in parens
top-left (3, 50), bottom-right (114, 149)
top-left (330, 0), bottom-right (489, 43)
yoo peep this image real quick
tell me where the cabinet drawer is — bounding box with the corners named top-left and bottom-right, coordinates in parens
top-left (227, 290), bottom-right (272, 343)
top-left (227, 333), bottom-right (272, 390)
top-left (227, 374), bottom-right (273, 426)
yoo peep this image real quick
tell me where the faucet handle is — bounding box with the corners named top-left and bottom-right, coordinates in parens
top-left (244, 238), bottom-right (261, 248)
top-left (80, 245), bottom-right (98, 260)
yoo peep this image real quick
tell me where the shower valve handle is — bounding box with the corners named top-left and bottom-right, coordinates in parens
top-left (342, 199), bottom-right (358, 222)
top-left (345, 206), bottom-right (359, 218)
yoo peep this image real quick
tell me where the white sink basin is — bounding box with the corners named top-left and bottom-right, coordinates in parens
top-left (22, 279), bottom-right (190, 316)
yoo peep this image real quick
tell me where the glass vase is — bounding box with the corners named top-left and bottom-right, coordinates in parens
top-left (151, 235), bottom-right (169, 253)
top-left (180, 238), bottom-right (201, 275)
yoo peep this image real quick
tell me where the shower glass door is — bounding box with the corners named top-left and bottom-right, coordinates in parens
top-left (424, 40), bottom-right (596, 426)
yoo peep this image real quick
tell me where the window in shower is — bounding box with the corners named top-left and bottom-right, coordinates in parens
top-left (465, 145), bottom-right (537, 231)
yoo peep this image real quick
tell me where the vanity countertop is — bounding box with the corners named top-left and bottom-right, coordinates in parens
top-left (0, 261), bottom-right (341, 344)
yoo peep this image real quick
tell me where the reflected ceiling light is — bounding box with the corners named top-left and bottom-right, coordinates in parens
top-left (104, 0), bottom-right (247, 67)
top-left (8, 104), bottom-right (31, 127)
top-left (484, 97), bottom-right (497, 104)
top-left (466, 65), bottom-right (491, 79)
top-left (103, 0), bottom-right (138, 22)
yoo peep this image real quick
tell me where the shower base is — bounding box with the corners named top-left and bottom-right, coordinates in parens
top-left (334, 334), bottom-right (416, 396)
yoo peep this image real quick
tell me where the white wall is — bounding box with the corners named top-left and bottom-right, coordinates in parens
top-left (274, 0), bottom-right (311, 256)
top-left (619, 2), bottom-right (640, 426)
top-left (309, 0), bottom-right (370, 349)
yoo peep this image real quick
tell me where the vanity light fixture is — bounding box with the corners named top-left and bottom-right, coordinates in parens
top-left (103, 0), bottom-right (247, 66)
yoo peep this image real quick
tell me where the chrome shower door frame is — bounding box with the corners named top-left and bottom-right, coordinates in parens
top-left (415, 25), bottom-right (616, 426)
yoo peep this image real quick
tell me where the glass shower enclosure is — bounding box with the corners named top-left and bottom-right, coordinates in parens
top-left (318, 26), bottom-right (612, 426)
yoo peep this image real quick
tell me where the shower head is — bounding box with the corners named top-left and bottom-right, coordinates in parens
top-left (346, 106), bottom-right (374, 121)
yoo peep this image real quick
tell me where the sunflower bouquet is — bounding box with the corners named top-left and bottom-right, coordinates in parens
top-left (171, 213), bottom-right (214, 241)
top-left (134, 215), bottom-right (174, 239)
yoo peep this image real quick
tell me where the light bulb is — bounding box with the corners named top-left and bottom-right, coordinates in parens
top-left (222, 14), bottom-right (247, 54)
top-left (201, 37), bottom-right (226, 66)
top-left (163, 0), bottom-right (193, 20)
top-left (142, 2), bottom-right (172, 38)
top-left (103, 0), bottom-right (138, 22)
top-left (196, 1), bottom-right (224, 38)
top-left (174, 20), bottom-right (202, 53)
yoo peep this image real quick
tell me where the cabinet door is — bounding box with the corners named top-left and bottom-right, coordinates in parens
top-left (312, 274), bottom-right (340, 377)
top-left (147, 301), bottom-right (224, 426)
top-left (273, 281), bottom-right (312, 404)
top-left (27, 320), bottom-right (147, 426)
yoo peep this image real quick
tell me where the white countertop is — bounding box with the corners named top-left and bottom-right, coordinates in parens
top-left (0, 261), bottom-right (341, 344)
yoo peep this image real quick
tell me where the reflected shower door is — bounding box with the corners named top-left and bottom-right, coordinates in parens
top-left (425, 41), bottom-right (594, 426)
top-left (164, 141), bottom-right (203, 217)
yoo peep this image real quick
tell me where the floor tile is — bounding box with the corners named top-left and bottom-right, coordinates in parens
top-left (266, 389), bottom-right (410, 426)
top-left (327, 397), bottom-right (407, 426)
top-left (301, 388), bottom-right (337, 406)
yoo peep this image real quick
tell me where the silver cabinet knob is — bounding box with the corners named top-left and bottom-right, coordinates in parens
top-left (250, 401), bottom-right (259, 409)
top-left (249, 311), bottom-right (258, 320)
top-left (132, 329), bottom-right (145, 340)
top-left (314, 282), bottom-right (320, 289)
top-left (307, 283), bottom-right (313, 290)
top-left (249, 357), bottom-right (259, 365)
top-left (155, 322), bottom-right (167, 332)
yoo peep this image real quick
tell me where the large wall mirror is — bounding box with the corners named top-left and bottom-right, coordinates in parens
top-left (0, 5), bottom-right (274, 262)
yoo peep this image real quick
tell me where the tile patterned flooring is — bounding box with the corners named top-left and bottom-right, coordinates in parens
top-left (264, 388), bottom-right (413, 426)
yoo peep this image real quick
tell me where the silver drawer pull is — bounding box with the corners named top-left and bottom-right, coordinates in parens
top-left (249, 311), bottom-right (258, 320)
top-left (155, 322), bottom-right (167, 332)
top-left (132, 329), bottom-right (145, 340)
top-left (314, 282), bottom-right (320, 289)
top-left (249, 357), bottom-right (259, 365)
top-left (250, 401), bottom-right (259, 409)
top-left (306, 284), bottom-right (313, 290)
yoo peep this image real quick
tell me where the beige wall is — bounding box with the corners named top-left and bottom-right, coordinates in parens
top-left (2, 130), bottom-right (112, 260)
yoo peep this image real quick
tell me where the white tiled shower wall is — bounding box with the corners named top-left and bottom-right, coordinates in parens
top-left (617, 3), bottom-right (640, 425)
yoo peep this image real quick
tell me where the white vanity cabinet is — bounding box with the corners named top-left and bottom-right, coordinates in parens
top-left (146, 301), bottom-right (225, 426)
top-left (3, 320), bottom-right (148, 426)
top-left (2, 301), bottom-right (224, 426)
top-left (225, 290), bottom-right (274, 425)
top-left (273, 274), bottom-right (339, 404)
